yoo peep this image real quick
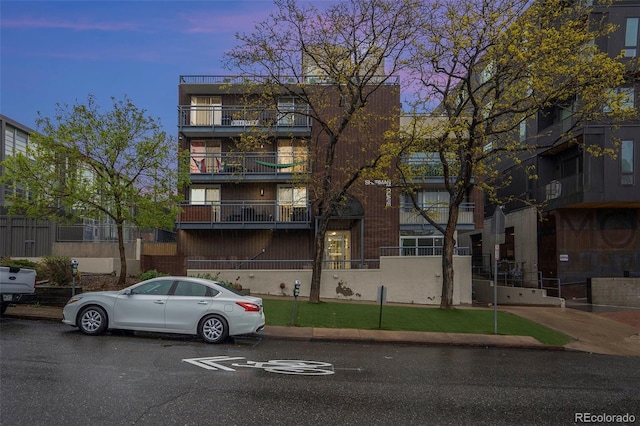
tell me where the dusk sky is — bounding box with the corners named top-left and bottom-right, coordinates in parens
top-left (1, 0), bottom-right (299, 136)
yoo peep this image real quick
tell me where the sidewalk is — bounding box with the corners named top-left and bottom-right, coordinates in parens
top-left (4, 303), bottom-right (640, 356)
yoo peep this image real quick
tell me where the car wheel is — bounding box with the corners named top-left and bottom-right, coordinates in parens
top-left (78, 306), bottom-right (107, 336)
top-left (1, 302), bottom-right (8, 316)
top-left (199, 314), bottom-right (228, 344)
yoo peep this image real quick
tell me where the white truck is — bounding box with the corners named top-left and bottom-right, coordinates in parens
top-left (0, 266), bottom-right (37, 315)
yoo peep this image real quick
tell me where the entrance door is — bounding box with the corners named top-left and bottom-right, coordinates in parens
top-left (325, 231), bottom-right (350, 269)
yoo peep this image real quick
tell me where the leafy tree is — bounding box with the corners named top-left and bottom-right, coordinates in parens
top-left (1, 95), bottom-right (190, 286)
top-left (225, 0), bottom-right (423, 302)
top-left (388, 0), bottom-right (638, 308)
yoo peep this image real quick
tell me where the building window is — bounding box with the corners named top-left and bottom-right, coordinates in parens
top-left (277, 186), bottom-right (307, 221)
top-left (190, 187), bottom-right (220, 205)
top-left (401, 190), bottom-right (450, 211)
top-left (624, 17), bottom-right (639, 57)
top-left (604, 87), bottom-right (635, 113)
top-left (621, 140), bottom-right (634, 186)
top-left (277, 139), bottom-right (308, 172)
top-left (400, 235), bottom-right (444, 256)
top-left (190, 96), bottom-right (221, 126)
top-left (190, 140), bottom-right (221, 173)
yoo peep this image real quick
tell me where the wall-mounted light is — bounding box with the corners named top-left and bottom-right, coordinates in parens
top-left (260, 188), bottom-right (264, 197)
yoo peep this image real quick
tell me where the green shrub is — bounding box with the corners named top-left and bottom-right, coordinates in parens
top-left (41, 256), bottom-right (73, 286)
top-left (139, 269), bottom-right (169, 281)
top-left (191, 273), bottom-right (239, 290)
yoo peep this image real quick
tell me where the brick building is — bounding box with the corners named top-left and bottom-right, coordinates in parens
top-left (175, 75), bottom-right (480, 271)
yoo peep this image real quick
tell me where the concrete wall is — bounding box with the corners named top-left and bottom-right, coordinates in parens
top-left (189, 255), bottom-right (473, 306)
top-left (49, 240), bottom-right (141, 276)
top-left (53, 241), bottom-right (138, 259)
top-left (473, 279), bottom-right (564, 307)
top-left (475, 207), bottom-right (540, 285)
top-left (19, 256), bottom-right (140, 276)
top-left (591, 277), bottom-right (640, 308)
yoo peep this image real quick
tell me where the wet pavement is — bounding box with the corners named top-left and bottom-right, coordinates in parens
top-left (4, 299), bottom-right (640, 356)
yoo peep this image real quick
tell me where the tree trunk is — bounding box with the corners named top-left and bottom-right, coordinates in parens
top-left (117, 223), bottom-right (127, 287)
top-left (309, 216), bottom-right (329, 303)
top-left (440, 203), bottom-right (460, 309)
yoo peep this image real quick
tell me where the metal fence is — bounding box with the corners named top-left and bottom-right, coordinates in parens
top-left (187, 259), bottom-right (380, 271)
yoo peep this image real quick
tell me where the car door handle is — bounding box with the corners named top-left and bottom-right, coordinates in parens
top-left (197, 301), bottom-right (209, 305)
top-left (154, 300), bottom-right (165, 304)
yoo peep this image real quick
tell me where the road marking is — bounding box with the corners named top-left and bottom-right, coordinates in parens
top-left (183, 356), bottom-right (335, 375)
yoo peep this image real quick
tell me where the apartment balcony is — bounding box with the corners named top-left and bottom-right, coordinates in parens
top-left (399, 203), bottom-right (475, 231)
top-left (176, 201), bottom-right (311, 230)
top-left (401, 156), bottom-right (474, 185)
top-left (190, 152), bottom-right (310, 182)
top-left (537, 173), bottom-right (585, 210)
top-left (178, 105), bottom-right (311, 137)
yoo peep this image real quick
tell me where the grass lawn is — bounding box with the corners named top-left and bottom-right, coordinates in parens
top-left (262, 298), bottom-right (573, 346)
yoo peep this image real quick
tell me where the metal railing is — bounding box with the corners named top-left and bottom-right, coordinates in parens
top-left (379, 246), bottom-right (471, 256)
top-left (178, 105), bottom-right (311, 131)
top-left (177, 201), bottom-right (310, 225)
top-left (179, 75), bottom-right (400, 85)
top-left (538, 173), bottom-right (584, 202)
top-left (56, 223), bottom-right (140, 243)
top-left (189, 152), bottom-right (309, 175)
top-left (399, 203), bottom-right (475, 226)
top-left (187, 259), bottom-right (380, 270)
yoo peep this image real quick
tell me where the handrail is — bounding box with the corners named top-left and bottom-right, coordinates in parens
top-left (179, 75), bottom-right (400, 85)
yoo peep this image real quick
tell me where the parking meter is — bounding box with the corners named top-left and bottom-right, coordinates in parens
top-left (71, 259), bottom-right (79, 296)
top-left (291, 280), bottom-right (301, 326)
top-left (71, 259), bottom-right (79, 277)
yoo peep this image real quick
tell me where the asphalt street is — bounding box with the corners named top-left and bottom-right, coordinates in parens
top-left (1, 318), bottom-right (639, 425)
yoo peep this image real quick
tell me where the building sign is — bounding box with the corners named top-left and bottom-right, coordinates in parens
top-left (365, 180), bottom-right (392, 207)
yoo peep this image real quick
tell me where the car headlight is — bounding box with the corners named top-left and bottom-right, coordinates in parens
top-left (65, 296), bottom-right (83, 305)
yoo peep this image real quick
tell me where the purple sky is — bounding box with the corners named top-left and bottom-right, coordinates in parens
top-left (1, 1), bottom-right (288, 135)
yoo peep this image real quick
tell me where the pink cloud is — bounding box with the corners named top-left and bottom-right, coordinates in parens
top-left (2, 17), bottom-right (138, 32)
top-left (178, 9), bottom-right (273, 35)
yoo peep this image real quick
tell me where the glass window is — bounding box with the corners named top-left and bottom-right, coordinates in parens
top-left (4, 128), bottom-right (14, 156)
top-left (604, 87), bottom-right (635, 112)
top-left (277, 186), bottom-right (307, 221)
top-left (131, 280), bottom-right (174, 295)
top-left (621, 140), bottom-right (634, 185)
top-left (190, 187), bottom-right (220, 205)
top-left (277, 139), bottom-right (308, 172)
top-left (400, 235), bottom-right (444, 256)
top-left (190, 96), bottom-right (222, 126)
top-left (173, 281), bottom-right (214, 297)
top-left (190, 140), bottom-right (221, 173)
top-left (624, 18), bottom-right (639, 57)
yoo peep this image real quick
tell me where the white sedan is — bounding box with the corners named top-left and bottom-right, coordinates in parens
top-left (62, 276), bottom-right (265, 344)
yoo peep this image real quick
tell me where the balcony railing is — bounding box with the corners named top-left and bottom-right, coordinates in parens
top-left (177, 201), bottom-right (310, 226)
top-left (179, 75), bottom-right (399, 85)
top-left (380, 246), bottom-right (471, 256)
top-left (538, 174), bottom-right (584, 202)
top-left (178, 105), bottom-right (311, 131)
top-left (190, 152), bottom-right (309, 176)
top-left (187, 258), bottom-right (381, 270)
top-left (399, 203), bottom-right (475, 227)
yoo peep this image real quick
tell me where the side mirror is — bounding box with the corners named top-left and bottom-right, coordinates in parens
top-left (123, 289), bottom-right (132, 295)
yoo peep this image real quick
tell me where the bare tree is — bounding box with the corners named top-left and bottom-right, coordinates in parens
top-left (225, 0), bottom-right (423, 302)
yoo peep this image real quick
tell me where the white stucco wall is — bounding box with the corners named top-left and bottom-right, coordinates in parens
top-left (190, 255), bottom-right (472, 306)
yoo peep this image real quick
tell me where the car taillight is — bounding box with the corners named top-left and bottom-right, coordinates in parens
top-left (236, 302), bottom-right (260, 312)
